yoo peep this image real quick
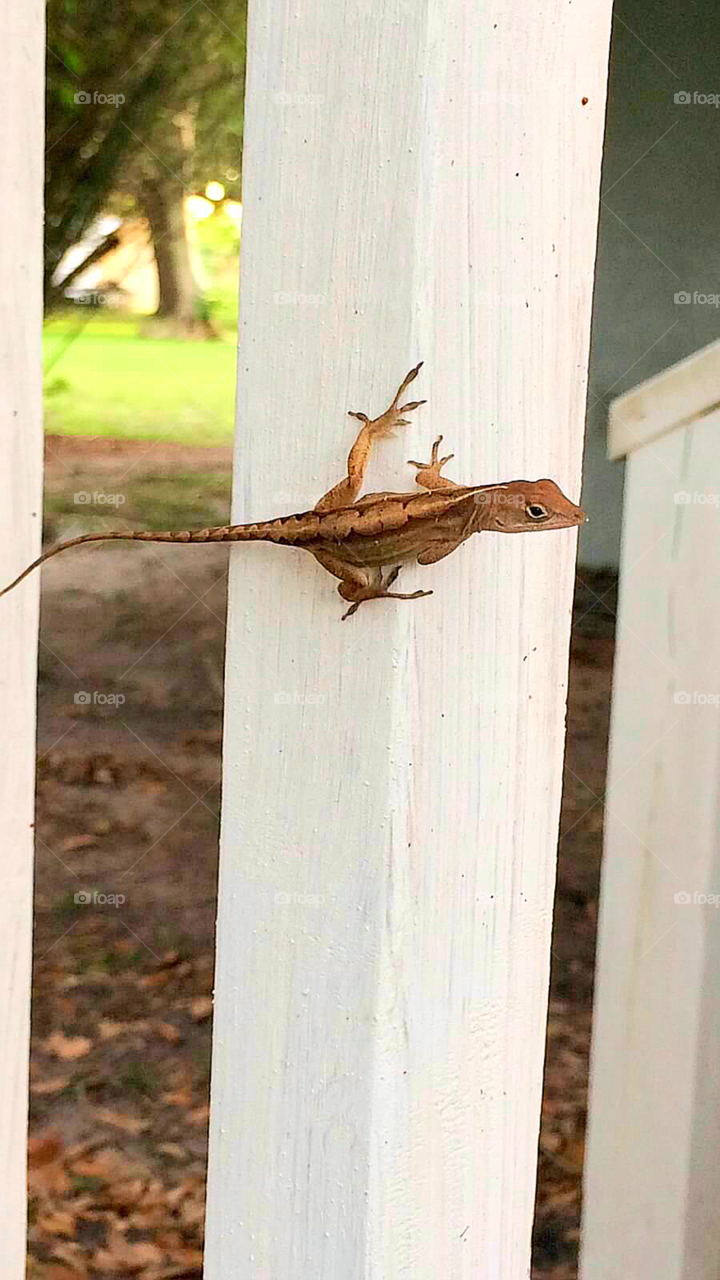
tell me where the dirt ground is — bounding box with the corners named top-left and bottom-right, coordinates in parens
top-left (27, 436), bottom-right (616, 1279)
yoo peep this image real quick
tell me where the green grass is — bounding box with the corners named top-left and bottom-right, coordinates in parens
top-left (45, 471), bottom-right (232, 532)
top-left (43, 313), bottom-right (237, 446)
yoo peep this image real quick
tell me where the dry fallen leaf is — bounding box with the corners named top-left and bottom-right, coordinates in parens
top-left (188, 1105), bottom-right (209, 1127)
top-left (189, 996), bottom-right (212, 1022)
top-left (61, 834), bottom-right (98, 852)
top-left (155, 1021), bottom-right (181, 1044)
top-left (36, 1207), bottom-right (76, 1237)
top-left (28, 1133), bottom-right (64, 1170)
top-left (139, 971), bottom-right (171, 990)
top-left (161, 1089), bottom-right (193, 1108)
top-left (94, 1107), bottom-right (150, 1136)
top-left (27, 1132), bottom-right (71, 1195)
top-left (45, 1031), bottom-right (92, 1061)
top-left (33, 1266), bottom-right (89, 1280)
top-left (31, 1076), bottom-right (69, 1096)
top-left (94, 1235), bottom-right (165, 1271)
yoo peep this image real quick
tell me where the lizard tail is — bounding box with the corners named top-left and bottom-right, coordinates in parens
top-left (0, 528), bottom-right (232, 601)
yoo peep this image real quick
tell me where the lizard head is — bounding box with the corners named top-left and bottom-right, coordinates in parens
top-left (475, 479), bottom-right (587, 533)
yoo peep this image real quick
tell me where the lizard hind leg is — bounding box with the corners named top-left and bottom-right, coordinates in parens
top-left (310, 548), bottom-right (432, 621)
top-left (339, 565), bottom-right (433, 622)
top-left (314, 363), bottom-right (427, 513)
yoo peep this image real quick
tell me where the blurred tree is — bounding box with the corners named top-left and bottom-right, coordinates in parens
top-left (46, 0), bottom-right (247, 334)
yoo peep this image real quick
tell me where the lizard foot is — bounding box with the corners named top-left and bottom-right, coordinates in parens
top-left (408, 435), bottom-right (456, 491)
top-left (348, 363), bottom-right (427, 440)
top-left (340, 566), bottom-right (433, 620)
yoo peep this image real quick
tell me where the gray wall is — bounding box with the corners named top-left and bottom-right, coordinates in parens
top-left (581, 0), bottom-right (720, 567)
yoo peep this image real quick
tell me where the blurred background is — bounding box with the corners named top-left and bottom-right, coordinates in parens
top-left (29, 2), bottom-right (713, 1277)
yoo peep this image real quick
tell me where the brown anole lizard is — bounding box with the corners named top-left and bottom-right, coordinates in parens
top-left (0, 364), bottom-right (586, 620)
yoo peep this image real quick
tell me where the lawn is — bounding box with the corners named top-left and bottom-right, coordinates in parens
top-left (43, 313), bottom-right (237, 446)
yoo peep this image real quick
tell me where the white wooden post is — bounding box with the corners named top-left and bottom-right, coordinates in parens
top-left (0, 0), bottom-right (45, 1272)
top-left (205, 2), bottom-right (612, 1275)
top-left (581, 340), bottom-right (720, 1279)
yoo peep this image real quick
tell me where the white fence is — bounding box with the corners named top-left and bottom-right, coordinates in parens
top-left (582, 338), bottom-right (720, 1279)
top-left (0, 0), bottom-right (45, 1271)
top-left (204, 1), bottom-right (612, 1276)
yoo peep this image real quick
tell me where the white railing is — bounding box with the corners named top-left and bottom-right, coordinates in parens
top-left (203, 1), bottom-right (612, 1276)
top-left (582, 337), bottom-right (720, 1279)
top-left (0, 0), bottom-right (45, 1271)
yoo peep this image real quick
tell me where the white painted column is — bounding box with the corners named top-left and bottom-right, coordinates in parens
top-left (581, 342), bottom-right (720, 1279)
top-left (0, 0), bottom-right (45, 1273)
top-left (205, 1), bottom-right (612, 1275)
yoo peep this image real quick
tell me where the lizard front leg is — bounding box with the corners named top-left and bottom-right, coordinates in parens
top-left (311, 549), bottom-right (432, 621)
top-left (408, 435), bottom-right (461, 491)
top-left (314, 363), bottom-right (426, 513)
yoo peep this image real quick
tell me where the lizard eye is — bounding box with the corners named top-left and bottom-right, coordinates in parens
top-left (526, 503), bottom-right (549, 520)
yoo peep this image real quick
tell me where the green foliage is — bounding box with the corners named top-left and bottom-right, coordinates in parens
top-left (46, 0), bottom-right (248, 308)
top-left (196, 208), bottom-right (241, 259)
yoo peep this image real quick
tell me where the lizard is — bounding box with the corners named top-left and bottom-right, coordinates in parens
top-left (0, 363), bottom-right (586, 620)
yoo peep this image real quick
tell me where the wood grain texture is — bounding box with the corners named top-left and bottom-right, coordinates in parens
top-left (0, 0), bottom-right (44, 1272)
top-left (205, 1), bottom-right (612, 1275)
top-left (582, 407), bottom-right (720, 1278)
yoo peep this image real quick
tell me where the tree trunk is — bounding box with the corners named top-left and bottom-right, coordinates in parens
top-left (140, 174), bottom-right (217, 339)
